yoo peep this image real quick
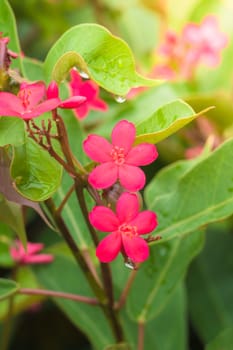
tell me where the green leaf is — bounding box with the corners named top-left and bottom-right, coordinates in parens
top-left (44, 23), bottom-right (159, 95)
top-left (11, 138), bottom-right (62, 201)
top-left (122, 283), bottom-right (187, 350)
top-left (146, 137), bottom-right (233, 241)
top-left (0, 194), bottom-right (27, 247)
top-left (0, 117), bottom-right (25, 147)
top-left (0, 278), bottom-right (19, 301)
top-left (33, 252), bottom-right (115, 350)
top-left (117, 5), bottom-right (159, 59)
top-left (187, 225), bottom-right (233, 344)
top-left (126, 230), bottom-right (203, 322)
top-left (104, 344), bottom-right (131, 350)
top-left (0, 241), bottom-right (14, 268)
top-left (0, 267), bottom-right (42, 320)
top-left (0, 0), bottom-right (24, 73)
top-left (135, 99), bottom-right (212, 144)
top-left (206, 327), bottom-right (233, 350)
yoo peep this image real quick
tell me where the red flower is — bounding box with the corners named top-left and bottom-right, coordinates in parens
top-left (89, 192), bottom-right (158, 263)
top-left (0, 81), bottom-right (86, 120)
top-left (10, 240), bottom-right (54, 265)
top-left (69, 68), bottom-right (108, 119)
top-left (83, 120), bottom-right (158, 191)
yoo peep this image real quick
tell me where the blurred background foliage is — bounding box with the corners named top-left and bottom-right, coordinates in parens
top-left (2, 1), bottom-right (233, 349)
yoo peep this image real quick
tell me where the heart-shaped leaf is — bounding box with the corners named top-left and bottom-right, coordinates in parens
top-left (44, 24), bottom-right (159, 96)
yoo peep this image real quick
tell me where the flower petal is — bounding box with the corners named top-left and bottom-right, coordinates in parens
top-left (129, 211), bottom-right (158, 234)
top-left (119, 164), bottom-right (145, 191)
top-left (0, 93), bottom-right (23, 115)
top-left (111, 120), bottom-right (135, 153)
top-left (19, 82), bottom-right (46, 109)
top-left (89, 206), bottom-right (119, 231)
top-left (88, 163), bottom-right (118, 189)
top-left (122, 236), bottom-right (149, 263)
top-left (126, 143), bottom-right (158, 166)
top-left (27, 242), bottom-right (44, 255)
top-left (22, 254), bottom-right (54, 265)
top-left (59, 96), bottom-right (86, 109)
top-left (21, 98), bottom-right (61, 120)
top-left (116, 192), bottom-right (139, 223)
top-left (96, 232), bottom-right (122, 262)
top-left (83, 135), bottom-right (112, 162)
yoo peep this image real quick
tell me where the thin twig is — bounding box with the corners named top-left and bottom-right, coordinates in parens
top-left (19, 288), bottom-right (99, 305)
top-left (56, 183), bottom-right (76, 215)
top-left (114, 269), bottom-right (138, 310)
top-left (137, 322), bottom-right (145, 350)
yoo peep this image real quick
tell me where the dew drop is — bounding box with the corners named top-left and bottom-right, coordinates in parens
top-left (115, 95), bottom-right (126, 104)
top-left (124, 257), bottom-right (136, 270)
top-left (79, 70), bottom-right (89, 79)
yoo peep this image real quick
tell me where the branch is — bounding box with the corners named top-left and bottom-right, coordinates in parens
top-left (19, 288), bottom-right (99, 305)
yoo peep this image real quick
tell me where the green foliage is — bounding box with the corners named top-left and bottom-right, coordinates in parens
top-left (11, 138), bottom-right (63, 201)
top-left (44, 23), bottom-right (160, 95)
top-left (0, 118), bottom-right (25, 147)
top-left (187, 225), bottom-right (233, 345)
top-left (127, 230), bottom-right (204, 322)
top-left (146, 138), bottom-right (233, 241)
top-left (135, 100), bottom-right (211, 144)
top-left (0, 278), bottom-right (19, 301)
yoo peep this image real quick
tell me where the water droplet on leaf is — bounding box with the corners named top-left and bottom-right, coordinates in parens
top-left (124, 257), bottom-right (135, 270)
top-left (115, 95), bottom-right (126, 103)
top-left (79, 71), bottom-right (89, 79)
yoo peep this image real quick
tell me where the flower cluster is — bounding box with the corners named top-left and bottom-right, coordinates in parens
top-left (153, 15), bottom-right (228, 80)
top-left (84, 120), bottom-right (158, 264)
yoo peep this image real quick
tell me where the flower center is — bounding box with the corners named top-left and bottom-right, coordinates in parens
top-left (119, 223), bottom-right (138, 238)
top-left (110, 146), bottom-right (125, 165)
top-left (18, 88), bottom-right (32, 110)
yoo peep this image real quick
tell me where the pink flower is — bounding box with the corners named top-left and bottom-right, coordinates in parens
top-left (69, 68), bottom-right (108, 119)
top-left (182, 15), bottom-right (228, 67)
top-left (83, 120), bottom-right (158, 191)
top-left (0, 81), bottom-right (86, 120)
top-left (154, 15), bottom-right (228, 80)
top-left (89, 192), bottom-right (158, 263)
top-left (10, 240), bottom-right (54, 265)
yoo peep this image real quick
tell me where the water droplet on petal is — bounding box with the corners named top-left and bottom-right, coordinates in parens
top-left (115, 95), bottom-right (126, 103)
top-left (79, 71), bottom-right (89, 79)
top-left (124, 257), bottom-right (136, 270)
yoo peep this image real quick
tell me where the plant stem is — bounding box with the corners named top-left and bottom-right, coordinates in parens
top-left (115, 269), bottom-right (138, 310)
top-left (1, 296), bottom-right (14, 350)
top-left (137, 322), bottom-right (145, 350)
top-left (19, 288), bottom-right (99, 305)
top-left (75, 183), bottom-right (114, 307)
top-left (45, 198), bottom-right (124, 343)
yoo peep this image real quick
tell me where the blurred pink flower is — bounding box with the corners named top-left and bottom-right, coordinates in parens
top-left (0, 81), bottom-right (86, 120)
top-left (83, 120), bottom-right (158, 191)
top-left (182, 15), bottom-right (228, 67)
top-left (89, 192), bottom-right (158, 263)
top-left (69, 68), bottom-right (108, 119)
top-left (10, 240), bottom-right (54, 265)
top-left (154, 15), bottom-right (228, 80)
